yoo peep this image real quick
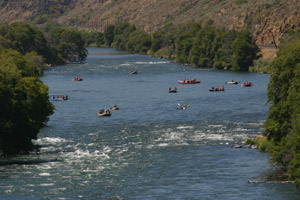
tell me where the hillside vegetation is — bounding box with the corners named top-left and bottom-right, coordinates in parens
top-left (0, 23), bottom-right (88, 156)
top-left (262, 30), bottom-right (300, 186)
top-left (99, 21), bottom-right (259, 71)
top-left (0, 0), bottom-right (299, 47)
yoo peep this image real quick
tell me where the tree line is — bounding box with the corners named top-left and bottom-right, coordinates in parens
top-left (101, 21), bottom-right (300, 186)
top-left (262, 29), bottom-right (300, 186)
top-left (0, 22), bottom-right (88, 156)
top-left (102, 21), bottom-right (260, 71)
top-left (0, 23), bottom-right (89, 65)
top-left (1, 21), bottom-right (300, 187)
top-left (0, 21), bottom-right (260, 156)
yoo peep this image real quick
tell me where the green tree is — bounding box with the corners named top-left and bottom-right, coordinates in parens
top-left (50, 27), bottom-right (88, 63)
top-left (175, 32), bottom-right (194, 64)
top-left (81, 31), bottom-right (104, 47)
top-left (127, 29), bottom-right (152, 54)
top-left (3, 23), bottom-right (51, 62)
top-left (231, 30), bottom-right (259, 71)
top-left (151, 30), bottom-right (165, 52)
top-left (0, 50), bottom-right (54, 156)
top-left (95, 32), bottom-right (105, 47)
top-left (213, 31), bottom-right (236, 70)
top-left (264, 36), bottom-right (300, 185)
top-left (113, 22), bottom-right (136, 50)
top-left (190, 25), bottom-right (219, 67)
top-left (104, 24), bottom-right (115, 47)
top-left (0, 35), bottom-right (11, 49)
top-left (0, 49), bottom-right (43, 77)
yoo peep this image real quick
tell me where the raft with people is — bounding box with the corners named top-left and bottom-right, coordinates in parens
top-left (97, 109), bottom-right (111, 117)
top-left (177, 103), bottom-right (190, 110)
top-left (209, 86), bottom-right (225, 92)
top-left (226, 80), bottom-right (239, 84)
top-left (72, 77), bottom-right (83, 81)
top-left (178, 79), bottom-right (201, 84)
top-left (130, 70), bottom-right (138, 74)
top-left (52, 95), bottom-right (68, 101)
top-left (168, 87), bottom-right (178, 93)
top-left (241, 81), bottom-right (252, 87)
top-left (112, 105), bottom-right (119, 110)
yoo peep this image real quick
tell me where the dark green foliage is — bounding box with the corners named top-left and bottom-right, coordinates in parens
top-left (42, 23), bottom-right (90, 63)
top-left (40, 22), bottom-right (62, 33)
top-left (176, 32), bottom-right (194, 64)
top-left (231, 30), bottom-right (260, 71)
top-left (174, 21), bottom-right (201, 64)
top-left (103, 21), bottom-right (259, 72)
top-left (280, 29), bottom-right (300, 47)
top-left (102, 22), bottom-right (151, 54)
top-left (0, 23), bottom-right (56, 156)
top-left (189, 25), bottom-right (220, 67)
top-left (104, 24), bottom-right (115, 47)
top-left (213, 31), bottom-right (236, 70)
top-left (249, 58), bottom-right (271, 73)
top-left (0, 23), bottom-right (53, 64)
top-left (0, 22), bottom-right (91, 156)
top-left (173, 22), bottom-right (258, 70)
top-left (0, 49), bottom-right (54, 156)
top-left (264, 35), bottom-right (300, 185)
top-left (127, 30), bottom-right (151, 54)
top-left (0, 23), bottom-right (88, 65)
top-left (236, 0), bottom-right (248, 5)
top-left (81, 30), bottom-right (104, 47)
top-left (94, 32), bottom-right (105, 47)
top-left (10, 23), bottom-right (46, 55)
top-left (49, 27), bottom-right (88, 63)
top-left (113, 22), bottom-right (136, 50)
top-left (151, 30), bottom-right (165, 52)
top-left (0, 35), bottom-right (10, 49)
top-left (0, 50), bottom-right (43, 77)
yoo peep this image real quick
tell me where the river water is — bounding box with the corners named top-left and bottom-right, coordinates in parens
top-left (1, 48), bottom-right (300, 199)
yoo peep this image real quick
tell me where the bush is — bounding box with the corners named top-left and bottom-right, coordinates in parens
top-left (0, 49), bottom-right (54, 156)
top-left (249, 58), bottom-right (271, 73)
top-left (263, 34), bottom-right (300, 184)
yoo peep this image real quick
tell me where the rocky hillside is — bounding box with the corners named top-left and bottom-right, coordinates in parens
top-left (0, 0), bottom-right (299, 46)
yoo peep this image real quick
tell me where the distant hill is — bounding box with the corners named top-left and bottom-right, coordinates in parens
top-left (0, 0), bottom-right (299, 46)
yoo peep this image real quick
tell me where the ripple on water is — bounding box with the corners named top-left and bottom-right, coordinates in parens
top-left (5, 50), bottom-right (298, 200)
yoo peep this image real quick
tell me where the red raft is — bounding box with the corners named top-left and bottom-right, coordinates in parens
top-left (130, 70), bottom-right (138, 74)
top-left (72, 77), bottom-right (83, 81)
top-left (241, 82), bottom-right (252, 87)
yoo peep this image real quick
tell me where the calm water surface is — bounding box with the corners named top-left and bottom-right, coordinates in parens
top-left (1, 48), bottom-right (300, 199)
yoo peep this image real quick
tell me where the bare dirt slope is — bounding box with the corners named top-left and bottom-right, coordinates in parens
top-left (1, 0), bottom-right (299, 47)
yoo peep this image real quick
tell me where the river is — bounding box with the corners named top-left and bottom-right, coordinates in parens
top-left (1, 48), bottom-right (300, 199)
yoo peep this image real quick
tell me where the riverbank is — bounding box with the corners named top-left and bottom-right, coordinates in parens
top-left (149, 45), bottom-right (277, 74)
top-left (1, 47), bottom-right (299, 199)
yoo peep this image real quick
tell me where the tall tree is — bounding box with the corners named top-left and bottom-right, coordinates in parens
top-left (104, 24), bottom-right (115, 47)
top-left (50, 27), bottom-right (88, 63)
top-left (264, 36), bottom-right (300, 185)
top-left (0, 50), bottom-right (54, 156)
top-left (231, 30), bottom-right (259, 71)
top-left (0, 23), bottom-right (54, 63)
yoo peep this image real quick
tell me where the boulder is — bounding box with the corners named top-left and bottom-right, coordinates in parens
top-left (232, 144), bottom-right (242, 148)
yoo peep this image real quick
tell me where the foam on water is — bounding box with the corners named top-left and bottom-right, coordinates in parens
top-left (134, 61), bottom-right (170, 65)
top-left (4, 48), bottom-right (298, 200)
top-left (34, 137), bottom-right (68, 145)
top-left (39, 173), bottom-right (51, 177)
top-left (176, 126), bottom-right (194, 129)
top-left (119, 63), bottom-right (131, 66)
top-left (137, 121), bottom-right (265, 148)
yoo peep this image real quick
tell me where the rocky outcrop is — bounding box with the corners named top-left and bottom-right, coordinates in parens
top-left (0, 0), bottom-right (299, 46)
